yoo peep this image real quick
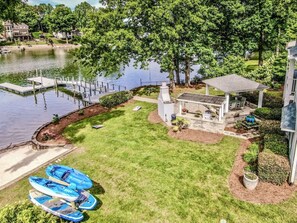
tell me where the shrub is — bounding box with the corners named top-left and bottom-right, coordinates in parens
top-left (259, 120), bottom-right (283, 135)
top-left (244, 143), bottom-right (259, 164)
top-left (264, 134), bottom-right (288, 157)
top-left (258, 151), bottom-right (290, 185)
top-left (52, 114), bottom-right (60, 124)
top-left (99, 91), bottom-right (133, 108)
top-left (254, 107), bottom-right (282, 120)
top-left (241, 91), bottom-right (283, 108)
top-left (0, 201), bottom-right (61, 223)
top-left (171, 117), bottom-right (189, 131)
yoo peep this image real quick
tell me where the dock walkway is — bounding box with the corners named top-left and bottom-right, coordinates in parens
top-left (0, 76), bottom-right (127, 104)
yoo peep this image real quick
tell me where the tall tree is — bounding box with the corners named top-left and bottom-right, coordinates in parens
top-left (0, 0), bottom-right (27, 21)
top-left (15, 4), bottom-right (39, 32)
top-left (48, 5), bottom-right (77, 44)
top-left (74, 2), bottom-right (95, 29)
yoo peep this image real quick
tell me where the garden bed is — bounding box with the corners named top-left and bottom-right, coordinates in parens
top-left (148, 110), bottom-right (224, 144)
top-left (35, 104), bottom-right (107, 145)
top-left (228, 140), bottom-right (297, 204)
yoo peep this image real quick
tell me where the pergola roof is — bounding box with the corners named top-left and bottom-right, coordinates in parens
top-left (177, 93), bottom-right (225, 106)
top-left (202, 74), bottom-right (269, 93)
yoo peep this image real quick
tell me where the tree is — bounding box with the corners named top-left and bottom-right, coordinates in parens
top-left (77, 0), bottom-right (219, 87)
top-left (47, 5), bottom-right (77, 44)
top-left (0, 0), bottom-right (27, 21)
top-left (74, 2), bottom-right (95, 29)
top-left (15, 4), bottom-right (39, 32)
top-left (34, 3), bottom-right (54, 32)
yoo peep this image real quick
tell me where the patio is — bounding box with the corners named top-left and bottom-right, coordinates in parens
top-left (175, 74), bottom-right (269, 133)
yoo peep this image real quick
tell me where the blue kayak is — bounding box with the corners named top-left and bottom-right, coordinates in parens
top-left (29, 189), bottom-right (84, 222)
top-left (29, 176), bottom-right (79, 202)
top-left (46, 165), bottom-right (93, 190)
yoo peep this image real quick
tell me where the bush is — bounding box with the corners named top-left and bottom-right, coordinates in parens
top-left (254, 107), bottom-right (282, 120)
top-left (0, 201), bottom-right (61, 223)
top-left (264, 134), bottom-right (288, 157)
top-left (244, 143), bottom-right (259, 164)
top-left (258, 151), bottom-right (290, 185)
top-left (241, 91), bottom-right (283, 108)
top-left (99, 91), bottom-right (133, 108)
top-left (259, 120), bottom-right (283, 135)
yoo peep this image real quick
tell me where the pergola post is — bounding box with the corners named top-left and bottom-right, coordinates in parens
top-left (205, 84), bottom-right (209, 95)
top-left (218, 107), bottom-right (222, 121)
top-left (225, 93), bottom-right (230, 113)
top-left (179, 101), bottom-right (182, 114)
top-left (258, 90), bottom-right (264, 108)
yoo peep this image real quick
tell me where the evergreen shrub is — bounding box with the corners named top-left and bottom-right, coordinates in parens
top-left (264, 134), bottom-right (288, 157)
top-left (99, 91), bottom-right (133, 108)
top-left (259, 120), bottom-right (283, 135)
top-left (258, 151), bottom-right (290, 185)
top-left (254, 107), bottom-right (282, 120)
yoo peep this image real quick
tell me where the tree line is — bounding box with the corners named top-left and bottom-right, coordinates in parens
top-left (0, 1), bottom-right (95, 43)
top-left (1, 0), bottom-right (297, 87)
top-left (75, 0), bottom-right (297, 88)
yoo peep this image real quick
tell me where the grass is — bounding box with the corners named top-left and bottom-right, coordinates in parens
top-left (0, 101), bottom-right (297, 222)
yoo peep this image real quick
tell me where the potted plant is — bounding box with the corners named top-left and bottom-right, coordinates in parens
top-left (181, 108), bottom-right (188, 115)
top-left (243, 171), bottom-right (259, 190)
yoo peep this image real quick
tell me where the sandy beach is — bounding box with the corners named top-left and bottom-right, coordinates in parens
top-left (2, 43), bottom-right (80, 52)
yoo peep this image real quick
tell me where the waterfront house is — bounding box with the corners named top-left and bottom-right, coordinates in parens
top-left (2, 21), bottom-right (31, 41)
top-left (281, 40), bottom-right (297, 184)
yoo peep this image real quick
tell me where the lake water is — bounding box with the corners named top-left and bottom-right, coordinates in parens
top-left (0, 48), bottom-right (172, 149)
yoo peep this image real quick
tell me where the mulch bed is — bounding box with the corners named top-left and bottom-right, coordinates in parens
top-left (36, 104), bottom-right (107, 145)
top-left (148, 110), bottom-right (224, 144)
top-left (229, 140), bottom-right (297, 204)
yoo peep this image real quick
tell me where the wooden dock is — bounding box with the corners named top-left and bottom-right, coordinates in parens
top-left (0, 76), bottom-right (126, 104)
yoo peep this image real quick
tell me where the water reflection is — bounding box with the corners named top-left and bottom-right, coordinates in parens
top-left (0, 89), bottom-right (84, 149)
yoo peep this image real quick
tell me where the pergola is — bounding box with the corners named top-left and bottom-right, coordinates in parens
top-left (202, 74), bottom-right (269, 113)
top-left (177, 93), bottom-right (226, 121)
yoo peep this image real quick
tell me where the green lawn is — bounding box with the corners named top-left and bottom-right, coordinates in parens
top-left (0, 101), bottom-right (296, 222)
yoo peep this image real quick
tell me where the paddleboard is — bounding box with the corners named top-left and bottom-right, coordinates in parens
top-left (75, 190), bottom-right (97, 210)
top-left (29, 189), bottom-right (84, 222)
top-left (29, 176), bottom-right (79, 202)
top-left (46, 164), bottom-right (93, 190)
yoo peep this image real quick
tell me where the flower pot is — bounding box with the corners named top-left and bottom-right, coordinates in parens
top-left (243, 172), bottom-right (259, 190)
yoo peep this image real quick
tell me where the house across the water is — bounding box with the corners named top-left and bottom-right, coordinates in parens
top-left (2, 21), bottom-right (31, 41)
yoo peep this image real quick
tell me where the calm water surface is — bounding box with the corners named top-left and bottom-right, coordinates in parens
top-left (0, 48), bottom-right (172, 149)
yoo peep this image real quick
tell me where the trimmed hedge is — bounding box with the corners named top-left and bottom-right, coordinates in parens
top-left (264, 134), bottom-right (288, 157)
top-left (241, 91), bottom-right (283, 108)
top-left (0, 201), bottom-right (61, 223)
top-left (258, 151), bottom-right (290, 185)
top-left (259, 120), bottom-right (283, 135)
top-left (254, 107), bottom-right (282, 120)
top-left (99, 91), bottom-right (133, 108)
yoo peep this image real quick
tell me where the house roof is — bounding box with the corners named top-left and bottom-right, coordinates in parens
top-left (202, 74), bottom-right (269, 93)
top-left (281, 102), bottom-right (296, 132)
top-left (177, 93), bottom-right (225, 106)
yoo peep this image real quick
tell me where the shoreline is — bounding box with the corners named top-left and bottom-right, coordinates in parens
top-left (1, 43), bottom-right (80, 52)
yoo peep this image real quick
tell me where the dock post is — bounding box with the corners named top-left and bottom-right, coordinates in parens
top-left (40, 70), bottom-right (43, 86)
top-left (104, 86), bottom-right (107, 93)
top-left (107, 83), bottom-right (109, 91)
top-left (118, 85), bottom-right (120, 92)
top-left (55, 78), bottom-right (58, 92)
top-left (101, 82), bottom-right (104, 87)
top-left (89, 82), bottom-right (92, 96)
top-left (33, 81), bottom-right (36, 94)
top-left (112, 84), bottom-right (115, 90)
